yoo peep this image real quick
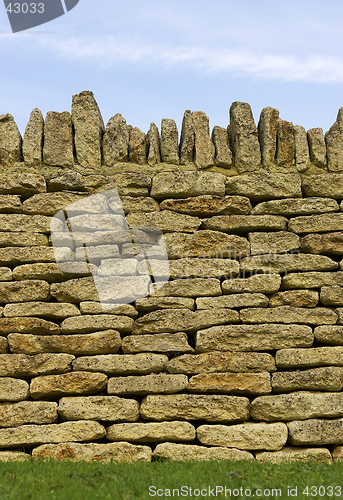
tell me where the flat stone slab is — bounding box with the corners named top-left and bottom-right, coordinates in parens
top-left (282, 271), bottom-right (343, 289)
top-left (251, 197), bottom-right (339, 216)
top-left (239, 306), bottom-right (337, 325)
top-left (135, 297), bottom-right (195, 312)
top-left (121, 333), bottom-right (193, 354)
top-left (153, 443), bottom-right (253, 462)
top-left (150, 172), bottom-right (226, 198)
top-left (0, 214), bottom-right (62, 234)
top-left (187, 372), bottom-right (271, 395)
top-left (249, 231), bottom-right (300, 255)
top-left (0, 378), bottom-right (29, 402)
top-left (202, 215), bottom-right (287, 233)
top-left (240, 254), bottom-right (338, 274)
top-left (269, 290), bottom-right (318, 308)
top-left (3, 302), bottom-right (80, 320)
top-left (0, 280), bottom-right (50, 303)
top-left (58, 396), bottom-right (139, 422)
top-left (256, 447), bottom-right (332, 464)
top-left (272, 366), bottom-right (343, 392)
top-left (0, 232), bottom-right (48, 247)
top-left (0, 317), bottom-right (60, 336)
top-left (107, 421), bottom-right (196, 443)
top-left (321, 287), bottom-right (343, 306)
top-left (151, 278), bottom-right (221, 297)
top-left (288, 418), bottom-right (343, 446)
top-left (60, 315), bottom-right (133, 334)
top-left (276, 347), bottom-right (343, 368)
top-left (0, 246), bottom-right (73, 266)
top-left (0, 173), bottom-right (46, 196)
top-left (0, 451), bottom-right (31, 462)
top-left (126, 211), bottom-right (201, 233)
top-left (226, 173), bottom-right (302, 201)
top-left (196, 294), bottom-right (269, 309)
top-left (79, 302), bottom-right (138, 317)
top-left (0, 353), bottom-right (74, 377)
top-left (314, 325), bottom-right (343, 345)
top-left (302, 173), bottom-right (343, 198)
top-left (222, 274), bottom-right (281, 294)
top-left (30, 371), bottom-right (108, 399)
top-left (108, 373), bottom-right (188, 395)
top-left (0, 401), bottom-right (57, 427)
top-left (289, 214), bottom-right (343, 233)
top-left (300, 232), bottom-right (343, 255)
top-left (159, 195), bottom-right (252, 216)
top-left (168, 258), bottom-right (239, 279)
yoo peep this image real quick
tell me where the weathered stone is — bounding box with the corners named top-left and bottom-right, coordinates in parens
top-left (0, 214), bottom-right (61, 234)
top-left (8, 330), bottom-right (121, 356)
top-left (68, 213), bottom-right (124, 232)
top-left (153, 443), bottom-right (253, 462)
top-left (252, 197), bottom-right (338, 216)
top-left (48, 170), bottom-right (84, 192)
top-left (188, 372), bottom-right (271, 395)
top-left (0, 172), bottom-right (46, 196)
top-left (0, 195), bottom-right (22, 213)
top-left (72, 91), bottom-right (104, 169)
top-left (0, 378), bottom-right (29, 401)
top-left (256, 447), bottom-right (332, 464)
top-left (222, 274), bottom-right (281, 294)
top-left (132, 308), bottom-right (239, 335)
top-left (269, 290), bottom-right (318, 308)
top-left (276, 346), bottom-right (343, 368)
top-left (0, 280), bottom-right (50, 303)
top-left (111, 172), bottom-right (151, 196)
top-left (302, 173), bottom-right (343, 198)
top-left (0, 246), bottom-right (72, 265)
top-left (196, 294), bottom-right (268, 309)
top-left (325, 108), bottom-right (343, 172)
top-left (276, 119), bottom-right (295, 168)
top-left (22, 108), bottom-right (43, 165)
top-left (160, 195), bottom-right (252, 217)
top-left (196, 324), bottom-right (313, 353)
top-left (179, 110), bottom-right (194, 164)
top-left (202, 215), bottom-right (287, 233)
top-left (43, 111), bottom-right (74, 167)
top-left (294, 125), bottom-right (310, 172)
top-left (151, 278), bottom-right (221, 297)
top-left (73, 353), bottom-right (168, 375)
top-left (249, 231), bottom-right (300, 255)
top-left (102, 114), bottom-right (129, 165)
top-left (0, 421), bottom-right (105, 448)
top-left (121, 333), bottom-right (193, 354)
top-left (212, 126), bottom-right (233, 167)
top-left (240, 254), bottom-right (338, 274)
top-left (0, 267), bottom-right (12, 281)
top-left (0, 353), bottom-right (74, 377)
top-left (61, 315), bottom-right (133, 334)
top-left (301, 232), bottom-right (343, 255)
top-left (120, 196), bottom-right (159, 214)
top-left (160, 119), bottom-right (179, 164)
top-left (79, 302), bottom-right (138, 317)
top-left (50, 277), bottom-right (98, 303)
top-left (126, 211), bottom-right (201, 233)
top-left (23, 192), bottom-right (86, 216)
top-left (30, 371), bottom-right (107, 399)
top-left (12, 262), bottom-right (92, 282)
top-left (135, 297), bottom-right (195, 312)
top-left (108, 373), bottom-right (188, 396)
top-left (226, 173), bottom-right (302, 200)
top-left (258, 107), bottom-right (279, 167)
top-left (32, 442), bottom-right (151, 463)
top-left (191, 111), bottom-right (215, 169)
top-left (4, 302), bottom-right (80, 320)
top-left (0, 317), bottom-right (60, 336)
top-left (0, 451), bottom-right (31, 462)
top-left (76, 244), bottom-right (119, 262)
top-left (151, 171), bottom-right (225, 198)
top-left (282, 271), bottom-right (343, 289)
top-left (140, 394), bottom-right (249, 422)
top-left (0, 232), bottom-right (47, 247)
top-left (0, 114), bottom-right (22, 167)
top-left (288, 418), bottom-right (343, 445)
top-left (320, 286), bottom-right (343, 306)
top-left (58, 395), bottom-right (139, 422)
top-left (128, 127), bottom-right (146, 164)
top-left (240, 306), bottom-right (337, 326)
top-left (332, 446), bottom-right (343, 461)
top-left (0, 401), bottom-right (57, 427)
top-left (164, 230), bottom-right (250, 259)
top-left (168, 258), bottom-right (239, 279)
top-left (272, 367), bottom-right (343, 392)
top-left (146, 122), bottom-right (161, 165)
top-left (107, 421), bottom-right (195, 443)
top-left (315, 325), bottom-right (343, 345)
top-left (0, 338), bottom-right (7, 353)
top-left (229, 102), bottom-right (261, 173)
top-left (198, 422), bottom-right (287, 451)
top-left (290, 213), bottom-right (343, 234)
top-left (307, 127), bottom-right (326, 168)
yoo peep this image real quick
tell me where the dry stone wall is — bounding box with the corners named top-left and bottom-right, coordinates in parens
top-left (0, 91), bottom-right (343, 463)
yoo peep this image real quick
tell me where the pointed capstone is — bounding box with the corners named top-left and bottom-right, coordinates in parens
top-left (147, 123), bottom-right (161, 165)
top-left (212, 126), bottom-right (233, 168)
top-left (102, 114), bottom-right (129, 165)
top-left (22, 109), bottom-right (44, 166)
top-left (72, 90), bottom-right (105, 169)
top-left (43, 111), bottom-right (74, 167)
top-left (161, 119), bottom-right (179, 164)
top-left (0, 114), bottom-right (22, 167)
top-left (191, 111), bottom-right (215, 169)
top-left (129, 127), bottom-right (147, 164)
top-left (180, 110), bottom-right (194, 164)
top-left (307, 128), bottom-right (326, 169)
top-left (276, 119), bottom-right (295, 168)
top-left (294, 125), bottom-right (310, 173)
top-left (325, 108), bottom-right (343, 172)
top-left (258, 107), bottom-right (279, 167)
top-left (229, 102), bottom-right (261, 173)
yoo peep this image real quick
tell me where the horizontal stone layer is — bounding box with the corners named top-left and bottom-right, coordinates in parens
top-left (3, 302), bottom-right (80, 320)
top-left (108, 373), bottom-right (188, 396)
top-left (256, 447), bottom-right (332, 464)
top-left (272, 366), bottom-right (343, 392)
top-left (60, 315), bottom-right (133, 334)
top-left (159, 195), bottom-right (252, 216)
top-left (106, 421), bottom-right (196, 443)
top-left (187, 372), bottom-right (271, 395)
top-left (314, 325), bottom-right (343, 344)
top-left (0, 353), bottom-right (75, 377)
top-left (0, 401), bottom-right (57, 427)
top-left (121, 333), bottom-right (193, 354)
top-left (288, 418), bottom-right (343, 446)
top-left (282, 271), bottom-right (343, 289)
top-left (239, 306), bottom-right (337, 325)
top-left (222, 274), bottom-right (281, 294)
top-left (58, 396), bottom-right (139, 422)
top-left (289, 214), bottom-right (343, 234)
top-left (0, 317), bottom-right (60, 336)
top-left (72, 353), bottom-right (168, 375)
top-left (240, 254), bottom-right (338, 274)
top-left (153, 443), bottom-right (253, 462)
top-left (202, 215), bottom-right (287, 233)
top-left (196, 293), bottom-right (269, 309)
top-left (150, 172), bottom-right (226, 198)
top-left (30, 371), bottom-right (108, 399)
top-left (0, 377), bottom-right (29, 402)
top-left (0, 280), bottom-right (50, 303)
top-left (251, 197), bottom-right (339, 216)
top-left (276, 346), bottom-right (343, 368)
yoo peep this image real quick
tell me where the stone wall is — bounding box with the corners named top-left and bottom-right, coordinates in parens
top-left (0, 91), bottom-right (343, 463)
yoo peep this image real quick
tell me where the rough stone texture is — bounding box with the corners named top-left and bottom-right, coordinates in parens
top-left (315, 325), bottom-right (343, 345)
top-left (196, 294), bottom-right (269, 309)
top-left (102, 114), bottom-right (129, 165)
top-left (58, 396), bottom-right (139, 422)
top-left (0, 451), bottom-right (31, 462)
top-left (121, 333), bottom-right (193, 354)
top-left (22, 108), bottom-right (43, 166)
top-left (179, 110), bottom-right (194, 165)
top-left (325, 108), bottom-right (343, 172)
top-left (0, 378), bottom-right (29, 402)
top-left (187, 372), bottom-right (271, 395)
top-left (321, 286), bottom-right (343, 306)
top-left (151, 278), bottom-right (221, 297)
top-left (226, 173), bottom-right (302, 200)
top-left (240, 254), bottom-right (338, 274)
top-left (269, 290), bottom-right (318, 308)
top-left (147, 123), bottom-right (161, 165)
top-left (0, 213), bottom-right (61, 234)
top-left (282, 271), bottom-right (343, 289)
top-left (256, 447), bottom-right (332, 464)
top-left (73, 353), bottom-right (168, 375)
top-left (168, 258), bottom-right (239, 279)
top-left (0, 280), bottom-right (50, 303)
top-left (276, 347), bottom-right (343, 368)
top-left (151, 172), bottom-right (225, 198)
top-left (0, 267), bottom-right (12, 281)
top-left (50, 277), bottom-right (100, 303)
top-left (108, 373), bottom-right (188, 395)
top-left (307, 128), bottom-right (326, 168)
top-left (0, 353), bottom-right (75, 377)
top-left (196, 324), bottom-right (313, 353)
top-left (153, 443), bottom-right (253, 462)
top-left (23, 192), bottom-right (87, 216)
top-left (249, 231), bottom-right (300, 255)
top-left (120, 196), bottom-right (159, 214)
top-left (12, 262), bottom-right (92, 283)
top-left (72, 91), bottom-right (105, 169)
top-left (202, 215), bottom-right (287, 233)
top-left (0, 317), bottom-right (60, 336)
top-left (0, 401), bottom-right (57, 427)
top-left (0, 114), bottom-right (22, 167)
top-left (288, 418), bottom-right (343, 446)
top-left (0, 246), bottom-right (72, 266)
top-left (302, 173), bottom-right (343, 198)
top-left (289, 213), bottom-right (343, 234)
top-left (161, 119), bottom-right (179, 164)
top-left (252, 197), bottom-right (339, 216)
top-left (4, 302), bottom-right (80, 320)
top-left (0, 233), bottom-right (49, 247)
top-left (229, 102), bottom-right (261, 173)
top-left (332, 446), bottom-right (343, 461)
top-left (276, 119), bottom-right (295, 168)
top-left (240, 306), bottom-right (337, 325)
top-left (198, 422), bottom-right (287, 451)
top-left (0, 173), bottom-right (46, 196)
top-left (191, 111), bottom-right (215, 169)
top-left (61, 315), bottom-right (133, 334)
top-left (272, 367), bottom-right (343, 392)
top-left (0, 195), bottom-right (22, 213)
top-left (135, 297), bottom-right (195, 312)
top-left (0, 338), bottom-right (8, 353)
top-left (160, 195), bottom-right (252, 216)
top-left (30, 372), bottom-right (107, 399)
top-left (258, 107), bottom-right (279, 167)
top-left (43, 112), bottom-right (74, 167)
top-left (32, 442), bottom-right (151, 463)
top-left (212, 126), bottom-right (233, 167)
top-left (48, 170), bottom-right (84, 192)
top-left (79, 302), bottom-right (138, 317)
top-left (222, 274), bottom-right (281, 294)
top-left (107, 421), bottom-right (195, 443)
top-left (126, 211), bottom-right (201, 233)
top-left (301, 232), bottom-right (343, 255)
top-left (294, 125), bottom-right (310, 172)
top-left (129, 127), bottom-right (147, 165)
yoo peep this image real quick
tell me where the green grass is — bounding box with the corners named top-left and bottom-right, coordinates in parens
top-left (0, 460), bottom-right (342, 500)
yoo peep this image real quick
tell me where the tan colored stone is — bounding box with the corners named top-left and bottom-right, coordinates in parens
top-left (121, 333), bottom-right (193, 354)
top-left (325, 108), bottom-right (343, 172)
top-left (256, 447), bottom-right (332, 464)
top-left (23, 192), bottom-right (86, 216)
top-left (151, 172), bottom-right (225, 198)
top-left (332, 446), bottom-right (343, 461)
top-left (48, 170), bottom-right (84, 191)
top-left (0, 280), bottom-right (50, 303)
top-left (102, 114), bottom-right (129, 165)
top-left (212, 126), bottom-right (233, 167)
top-left (168, 258), bottom-right (239, 279)
top-left (0, 353), bottom-right (74, 377)
top-left (0, 401), bottom-right (57, 427)
top-left (76, 244), bottom-right (119, 262)
top-left (0, 378), bottom-right (29, 401)
top-left (276, 119), bottom-right (295, 168)
top-left (288, 418), bottom-right (343, 445)
top-left (43, 111), bottom-right (74, 167)
top-left (294, 125), bottom-right (310, 172)
top-left (0, 114), bottom-right (22, 166)
top-left (321, 286), bottom-right (343, 306)
top-left (0, 232), bottom-right (48, 247)
top-left (108, 373), bottom-right (188, 395)
top-left (222, 274), bottom-right (281, 294)
top-left (151, 278), bottom-right (221, 297)
top-left (276, 346), bottom-right (343, 368)
top-left (0, 246), bottom-right (72, 265)
top-left (58, 396), bottom-right (139, 422)
top-left (0, 317), bottom-right (60, 336)
top-left (179, 110), bottom-right (194, 165)
top-left (107, 421), bottom-right (195, 443)
top-left (272, 367), bottom-right (343, 392)
top-left (240, 254), bottom-right (338, 274)
top-left (282, 271), bottom-right (343, 289)
top-left (79, 302), bottom-right (138, 317)
top-left (226, 173), bottom-right (302, 201)
top-left (0, 267), bottom-right (12, 281)
top-left (289, 213), bottom-right (343, 234)
top-left (68, 213), bottom-right (124, 232)
top-left (128, 127), bottom-right (147, 164)
top-left (161, 119), bottom-right (179, 164)
top-left (72, 353), bottom-right (168, 375)
top-left (110, 172), bottom-right (151, 196)
top-left (196, 294), bottom-right (268, 309)
top-left (258, 107), bottom-right (279, 167)
top-left (203, 215), bottom-right (287, 233)
top-left (0, 172), bottom-right (46, 196)
top-left (140, 394), bottom-right (249, 422)
top-left (153, 442), bottom-right (253, 462)
top-left (240, 306), bottom-right (337, 325)
top-left (0, 214), bottom-right (61, 233)
top-left (32, 442), bottom-right (151, 462)
top-left (4, 302), bottom-right (80, 320)
top-left (269, 290), bottom-right (318, 308)
top-left (0, 194), bottom-right (22, 213)
top-left (61, 315), bottom-right (133, 334)
top-left (196, 324), bottom-right (313, 353)
top-left (249, 231), bottom-right (300, 255)
top-left (0, 338), bottom-right (8, 353)
top-left (135, 297), bottom-right (195, 312)
top-left (301, 232), bottom-right (343, 255)
top-left (229, 102), bottom-right (261, 173)
top-left (120, 196), bottom-right (159, 214)
top-left (50, 277), bottom-right (100, 303)
top-left (22, 108), bottom-right (43, 165)
top-left (30, 371), bottom-right (107, 399)
top-left (192, 111), bottom-right (215, 169)
top-left (160, 195), bottom-right (252, 217)
top-left (307, 127), bottom-right (326, 168)
top-left (302, 173), bottom-right (343, 198)
top-left (252, 197), bottom-right (339, 216)
top-left (188, 372), bottom-right (271, 395)
top-left (0, 451), bottom-right (31, 462)
top-left (12, 262), bottom-right (93, 282)
top-left (126, 211), bottom-right (201, 233)
top-left (314, 325), bottom-right (343, 345)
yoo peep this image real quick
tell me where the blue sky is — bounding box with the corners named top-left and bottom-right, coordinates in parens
top-left (0, 0), bottom-right (342, 136)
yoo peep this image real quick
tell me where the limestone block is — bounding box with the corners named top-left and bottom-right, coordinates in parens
top-left (151, 172), bottom-right (225, 198)
top-left (72, 90), bottom-right (105, 169)
top-left (121, 333), bottom-right (193, 354)
top-left (252, 197), bottom-right (339, 216)
top-left (0, 317), bottom-right (60, 336)
top-left (196, 324), bottom-right (313, 353)
top-left (120, 196), bottom-right (159, 214)
top-left (269, 290), bottom-right (318, 308)
top-left (48, 170), bottom-right (84, 192)
top-left (153, 443), bottom-right (253, 462)
top-left (187, 372), bottom-right (271, 395)
top-left (290, 214), bottom-right (343, 234)
top-left (0, 401), bottom-right (57, 427)
top-left (0, 172), bottom-right (46, 196)
top-left (249, 231), bottom-right (300, 255)
top-left (168, 258), bottom-right (239, 279)
top-left (32, 442), bottom-right (151, 462)
top-left (226, 173), bottom-right (302, 201)
top-left (229, 102), bottom-right (261, 173)
top-left (0, 114), bottom-right (22, 166)
top-left (61, 315), bottom-right (132, 334)
top-left (107, 421), bottom-right (195, 443)
top-left (12, 262), bottom-right (93, 282)
top-left (0, 421), bottom-right (105, 448)
top-left (4, 302), bottom-right (80, 320)
top-left (126, 211), bottom-right (201, 233)
top-left (202, 215), bottom-right (287, 233)
top-left (294, 125), bottom-right (310, 172)
top-left (276, 346), bottom-right (343, 368)
top-left (140, 394), bottom-right (249, 422)
top-left (0, 232), bottom-right (48, 247)
top-left (179, 110), bottom-right (194, 165)
top-left (240, 254), bottom-right (338, 274)
top-left (314, 325), bottom-right (343, 345)
top-left (276, 119), bottom-right (295, 168)
top-left (8, 330), bottom-right (121, 356)
top-left (196, 294), bottom-right (268, 309)
top-left (321, 286), bottom-right (343, 306)
top-left (58, 395), bottom-right (139, 422)
top-left (79, 302), bottom-right (138, 317)
top-left (307, 127), bottom-right (326, 168)
top-left (161, 119), bottom-right (179, 164)
top-left (102, 114), bottom-right (129, 165)
top-left (23, 192), bottom-right (87, 216)
top-left (30, 371), bottom-right (107, 399)
top-left (135, 297), bottom-right (195, 312)
top-left (256, 447), bottom-right (332, 464)
top-left (166, 351), bottom-right (276, 374)
top-left (110, 172), bottom-right (151, 196)
top-left (128, 127), bottom-right (147, 164)
top-left (108, 373), bottom-right (188, 395)
top-left (302, 173), bottom-right (343, 198)
top-left (258, 107), bottom-right (279, 167)
top-left (325, 108), bottom-right (343, 172)
top-left (0, 267), bottom-right (12, 281)
top-left (151, 278), bottom-right (221, 297)
top-left (288, 418), bottom-right (343, 445)
top-left (332, 446), bottom-right (343, 461)
top-left (22, 108), bottom-right (43, 165)
top-left (0, 280), bottom-right (50, 303)
top-left (0, 246), bottom-right (72, 265)
top-left (0, 451), bottom-right (31, 462)
top-left (212, 126), bottom-right (233, 167)
top-left (0, 214), bottom-right (61, 234)
top-left (272, 367), bottom-right (343, 392)
top-left (72, 353), bottom-right (168, 375)
top-left (160, 195), bottom-right (252, 216)
top-left (282, 271), bottom-right (343, 289)
top-left (50, 277), bottom-right (100, 303)
top-left (43, 111), bottom-right (74, 167)
top-left (222, 274), bottom-right (281, 294)
top-left (0, 353), bottom-right (75, 377)
top-left (191, 111), bottom-right (215, 169)
top-left (301, 232), bottom-right (343, 255)
top-left (0, 338), bottom-right (8, 353)
top-left (0, 194), bottom-right (22, 213)
top-left (0, 378), bottom-right (29, 402)
top-left (147, 123), bottom-right (161, 165)
top-left (240, 306), bottom-right (337, 325)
